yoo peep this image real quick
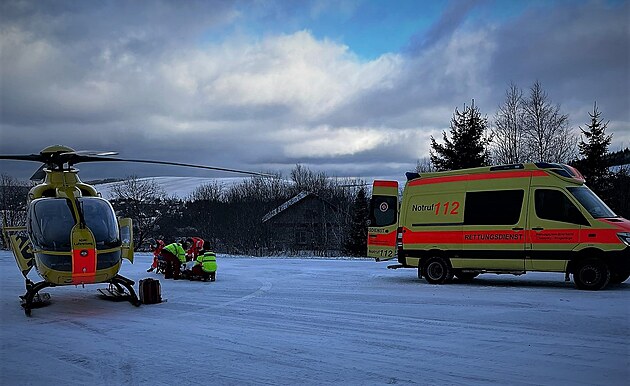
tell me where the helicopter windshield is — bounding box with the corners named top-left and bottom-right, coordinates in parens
top-left (29, 198), bottom-right (76, 251)
top-left (78, 197), bottom-right (120, 248)
top-left (28, 197), bottom-right (121, 251)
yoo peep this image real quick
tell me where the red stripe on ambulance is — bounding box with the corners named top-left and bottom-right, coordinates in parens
top-left (373, 181), bottom-right (399, 188)
top-left (368, 231), bottom-right (397, 246)
top-left (408, 170), bottom-right (548, 187)
top-left (402, 228), bottom-right (620, 245)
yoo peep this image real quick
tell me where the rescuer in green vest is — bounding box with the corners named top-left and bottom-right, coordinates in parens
top-left (190, 241), bottom-right (217, 281)
top-left (161, 239), bottom-right (187, 280)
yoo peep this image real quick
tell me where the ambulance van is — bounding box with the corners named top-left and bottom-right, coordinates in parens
top-left (367, 163), bottom-right (630, 290)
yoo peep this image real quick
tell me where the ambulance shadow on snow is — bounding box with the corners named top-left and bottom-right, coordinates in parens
top-left (451, 276), bottom-right (629, 290)
top-left (380, 274), bottom-right (629, 290)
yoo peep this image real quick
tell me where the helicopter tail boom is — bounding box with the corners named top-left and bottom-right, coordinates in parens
top-left (2, 227), bottom-right (34, 277)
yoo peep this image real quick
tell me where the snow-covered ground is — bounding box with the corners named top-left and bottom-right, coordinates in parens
top-left (0, 251), bottom-right (628, 385)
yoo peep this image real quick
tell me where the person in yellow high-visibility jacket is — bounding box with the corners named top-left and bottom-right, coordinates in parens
top-left (161, 240), bottom-right (187, 280)
top-left (191, 242), bottom-right (217, 281)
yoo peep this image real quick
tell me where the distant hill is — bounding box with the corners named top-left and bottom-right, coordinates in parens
top-left (84, 178), bottom-right (125, 185)
top-left (94, 176), bottom-right (248, 199)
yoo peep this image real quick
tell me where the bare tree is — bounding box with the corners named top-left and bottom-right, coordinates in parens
top-left (523, 81), bottom-right (576, 163)
top-left (0, 174), bottom-right (29, 249)
top-left (492, 83), bottom-right (527, 164)
top-left (110, 176), bottom-right (167, 250)
top-left (415, 157), bottom-right (436, 173)
top-left (290, 164), bottom-right (330, 196)
top-left (188, 181), bottom-right (224, 202)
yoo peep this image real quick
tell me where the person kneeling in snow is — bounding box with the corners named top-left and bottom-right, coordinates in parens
top-left (161, 239), bottom-right (188, 280)
top-left (184, 241), bottom-right (217, 281)
top-left (147, 239), bottom-right (165, 273)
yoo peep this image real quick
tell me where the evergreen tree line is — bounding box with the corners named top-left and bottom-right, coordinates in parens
top-left (428, 81), bottom-right (629, 219)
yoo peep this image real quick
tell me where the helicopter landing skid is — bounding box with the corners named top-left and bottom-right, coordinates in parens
top-left (21, 281), bottom-right (56, 317)
top-left (20, 292), bottom-right (51, 309)
top-left (98, 275), bottom-right (141, 307)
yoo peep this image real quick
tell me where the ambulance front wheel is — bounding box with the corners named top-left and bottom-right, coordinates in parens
top-left (422, 257), bottom-right (453, 284)
top-left (573, 258), bottom-right (610, 290)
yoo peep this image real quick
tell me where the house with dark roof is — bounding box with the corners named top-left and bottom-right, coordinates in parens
top-left (261, 191), bottom-right (347, 256)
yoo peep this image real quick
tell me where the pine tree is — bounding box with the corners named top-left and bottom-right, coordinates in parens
top-left (430, 100), bottom-right (491, 171)
top-left (578, 102), bottom-right (612, 195)
top-left (345, 187), bottom-right (369, 256)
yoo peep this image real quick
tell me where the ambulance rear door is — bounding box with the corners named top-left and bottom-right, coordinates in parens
top-left (368, 180), bottom-right (399, 261)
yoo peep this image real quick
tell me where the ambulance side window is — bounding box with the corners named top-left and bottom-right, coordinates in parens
top-left (464, 190), bottom-right (524, 225)
top-left (535, 189), bottom-right (589, 225)
top-left (369, 196), bottom-right (397, 227)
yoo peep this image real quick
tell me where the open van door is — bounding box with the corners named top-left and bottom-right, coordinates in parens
top-left (368, 180), bottom-right (399, 261)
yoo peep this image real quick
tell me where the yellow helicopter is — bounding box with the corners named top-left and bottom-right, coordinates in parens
top-left (0, 144), bottom-right (269, 316)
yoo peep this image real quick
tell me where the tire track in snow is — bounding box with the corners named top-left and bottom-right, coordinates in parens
top-left (153, 277), bottom-right (273, 317)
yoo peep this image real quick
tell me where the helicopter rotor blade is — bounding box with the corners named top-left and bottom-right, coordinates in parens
top-left (1, 150), bottom-right (273, 177)
top-left (103, 157), bottom-right (275, 177)
top-left (66, 150), bottom-right (119, 157)
top-left (0, 154), bottom-right (45, 162)
top-left (337, 183), bottom-right (370, 188)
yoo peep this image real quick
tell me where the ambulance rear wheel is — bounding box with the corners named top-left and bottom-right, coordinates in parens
top-left (573, 259), bottom-right (610, 290)
top-left (422, 257), bottom-right (453, 284)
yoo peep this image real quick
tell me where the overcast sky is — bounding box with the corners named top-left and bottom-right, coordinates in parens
top-left (1, 0), bottom-right (628, 181)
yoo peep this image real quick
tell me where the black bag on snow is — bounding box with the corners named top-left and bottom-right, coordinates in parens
top-left (139, 278), bottom-right (162, 304)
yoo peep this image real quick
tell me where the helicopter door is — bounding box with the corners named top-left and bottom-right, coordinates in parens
top-left (119, 217), bottom-right (134, 263)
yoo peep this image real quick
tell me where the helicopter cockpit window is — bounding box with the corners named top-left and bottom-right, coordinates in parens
top-left (78, 197), bottom-right (120, 248)
top-left (28, 198), bottom-right (76, 251)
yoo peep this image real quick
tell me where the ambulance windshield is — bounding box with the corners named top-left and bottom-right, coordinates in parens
top-left (567, 187), bottom-right (616, 219)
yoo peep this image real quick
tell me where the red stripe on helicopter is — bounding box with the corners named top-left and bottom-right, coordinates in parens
top-left (72, 248), bottom-right (97, 284)
top-left (408, 170), bottom-right (548, 187)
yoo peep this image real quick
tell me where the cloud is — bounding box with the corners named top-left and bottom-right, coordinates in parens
top-left (485, 1), bottom-right (630, 143)
top-left (1, 0), bottom-right (628, 182)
